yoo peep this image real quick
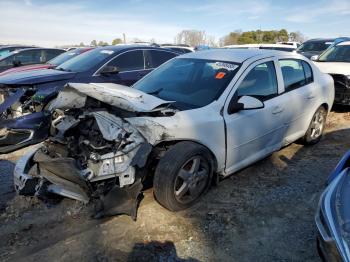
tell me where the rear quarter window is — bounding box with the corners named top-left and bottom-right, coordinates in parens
top-left (279, 59), bottom-right (311, 91)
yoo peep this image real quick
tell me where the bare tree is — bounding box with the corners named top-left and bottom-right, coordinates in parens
top-left (289, 31), bottom-right (306, 42)
top-left (175, 30), bottom-right (207, 46)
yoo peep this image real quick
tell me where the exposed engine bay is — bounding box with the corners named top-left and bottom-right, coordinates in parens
top-left (14, 83), bottom-right (175, 220)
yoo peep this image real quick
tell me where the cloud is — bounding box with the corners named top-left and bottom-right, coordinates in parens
top-left (184, 0), bottom-right (270, 17)
top-left (285, 0), bottom-right (350, 23)
top-left (23, 0), bottom-right (32, 6)
top-left (0, 0), bottom-right (182, 46)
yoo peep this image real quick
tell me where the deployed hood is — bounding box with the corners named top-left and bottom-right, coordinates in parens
top-left (51, 82), bottom-right (174, 112)
top-left (314, 62), bottom-right (350, 75)
top-left (0, 69), bottom-right (76, 86)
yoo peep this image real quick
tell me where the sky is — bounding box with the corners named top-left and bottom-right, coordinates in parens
top-left (0, 0), bottom-right (350, 47)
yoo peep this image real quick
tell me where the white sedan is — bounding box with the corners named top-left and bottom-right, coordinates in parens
top-left (14, 49), bottom-right (334, 217)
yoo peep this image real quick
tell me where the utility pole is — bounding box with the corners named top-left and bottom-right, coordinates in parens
top-left (123, 33), bottom-right (126, 44)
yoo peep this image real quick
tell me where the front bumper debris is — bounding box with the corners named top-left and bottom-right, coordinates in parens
top-left (0, 111), bottom-right (50, 153)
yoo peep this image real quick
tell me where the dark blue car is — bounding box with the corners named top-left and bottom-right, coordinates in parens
top-left (0, 45), bottom-right (179, 153)
top-left (316, 150), bottom-right (350, 261)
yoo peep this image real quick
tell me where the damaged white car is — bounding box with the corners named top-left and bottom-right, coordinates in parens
top-left (14, 49), bottom-right (334, 219)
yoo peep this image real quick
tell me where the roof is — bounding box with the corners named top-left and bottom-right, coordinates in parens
top-left (224, 43), bottom-right (295, 49)
top-left (338, 41), bottom-right (350, 46)
top-left (179, 49), bottom-right (294, 63)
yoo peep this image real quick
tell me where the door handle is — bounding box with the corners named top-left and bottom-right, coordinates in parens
top-left (305, 93), bottom-right (315, 99)
top-left (272, 106), bottom-right (284, 114)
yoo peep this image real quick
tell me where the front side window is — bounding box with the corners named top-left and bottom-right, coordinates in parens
top-left (13, 50), bottom-right (42, 65)
top-left (133, 58), bottom-right (240, 109)
top-left (279, 59), bottom-right (312, 91)
top-left (107, 50), bottom-right (144, 71)
top-left (318, 44), bottom-right (350, 62)
top-left (237, 61), bottom-right (278, 99)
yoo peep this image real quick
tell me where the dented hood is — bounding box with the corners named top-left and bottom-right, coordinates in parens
top-left (51, 82), bottom-right (173, 112)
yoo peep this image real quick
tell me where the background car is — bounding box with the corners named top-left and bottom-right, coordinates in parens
top-left (315, 150), bottom-right (350, 261)
top-left (0, 47), bottom-right (94, 76)
top-left (0, 48), bottom-right (65, 72)
top-left (161, 44), bottom-right (194, 54)
top-left (13, 49), bottom-right (334, 219)
top-left (312, 41), bottom-right (350, 105)
top-left (224, 43), bottom-right (296, 52)
top-left (0, 45), bottom-right (180, 153)
top-left (0, 45), bottom-right (36, 58)
top-left (297, 37), bottom-right (350, 58)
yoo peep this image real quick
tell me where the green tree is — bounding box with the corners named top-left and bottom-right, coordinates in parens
top-left (90, 40), bottom-right (97, 46)
top-left (112, 38), bottom-right (123, 45)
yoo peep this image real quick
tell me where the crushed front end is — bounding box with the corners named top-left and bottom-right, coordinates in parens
top-left (330, 74), bottom-right (350, 105)
top-left (14, 108), bottom-right (152, 220)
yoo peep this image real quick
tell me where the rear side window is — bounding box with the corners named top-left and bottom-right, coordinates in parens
top-left (44, 49), bottom-right (64, 61)
top-left (237, 61), bottom-right (278, 100)
top-left (279, 59), bottom-right (313, 91)
top-left (145, 50), bottom-right (177, 68)
top-left (108, 50), bottom-right (144, 71)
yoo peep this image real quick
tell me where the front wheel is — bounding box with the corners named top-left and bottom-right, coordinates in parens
top-left (153, 142), bottom-right (213, 211)
top-left (301, 106), bottom-right (327, 145)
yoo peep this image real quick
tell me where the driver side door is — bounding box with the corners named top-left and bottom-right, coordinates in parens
top-left (224, 60), bottom-right (287, 175)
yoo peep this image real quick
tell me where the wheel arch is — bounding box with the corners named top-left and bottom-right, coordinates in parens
top-left (153, 139), bottom-right (219, 173)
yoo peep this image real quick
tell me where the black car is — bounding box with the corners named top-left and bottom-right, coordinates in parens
top-left (0, 48), bottom-right (65, 73)
top-left (297, 37), bottom-right (350, 59)
top-left (0, 45), bottom-right (180, 153)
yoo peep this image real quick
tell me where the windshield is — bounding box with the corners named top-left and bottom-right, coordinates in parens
top-left (48, 49), bottom-right (87, 66)
top-left (318, 44), bottom-right (350, 62)
top-left (297, 41), bottom-right (333, 52)
top-left (56, 48), bottom-right (115, 72)
top-left (133, 58), bottom-right (240, 109)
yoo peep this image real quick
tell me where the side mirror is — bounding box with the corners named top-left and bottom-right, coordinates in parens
top-left (12, 60), bottom-right (22, 67)
top-left (228, 95), bottom-right (264, 114)
top-left (100, 66), bottom-right (119, 75)
top-left (310, 55), bottom-right (319, 61)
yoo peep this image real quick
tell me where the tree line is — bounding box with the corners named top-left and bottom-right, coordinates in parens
top-left (70, 29), bottom-right (305, 48)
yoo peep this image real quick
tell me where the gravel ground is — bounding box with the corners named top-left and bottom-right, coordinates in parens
top-left (0, 110), bottom-right (349, 262)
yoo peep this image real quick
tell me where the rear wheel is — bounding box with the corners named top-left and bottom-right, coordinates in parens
top-left (301, 106), bottom-right (327, 145)
top-left (153, 142), bottom-right (213, 211)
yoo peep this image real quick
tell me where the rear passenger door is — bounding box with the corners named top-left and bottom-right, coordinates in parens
top-left (278, 59), bottom-right (316, 142)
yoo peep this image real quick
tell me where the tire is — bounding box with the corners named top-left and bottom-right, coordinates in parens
top-left (153, 141), bottom-right (213, 211)
top-left (301, 106), bottom-right (327, 145)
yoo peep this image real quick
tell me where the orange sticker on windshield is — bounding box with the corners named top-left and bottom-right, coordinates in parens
top-left (215, 72), bottom-right (226, 79)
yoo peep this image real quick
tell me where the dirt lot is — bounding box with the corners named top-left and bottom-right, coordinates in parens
top-left (0, 109), bottom-right (350, 262)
